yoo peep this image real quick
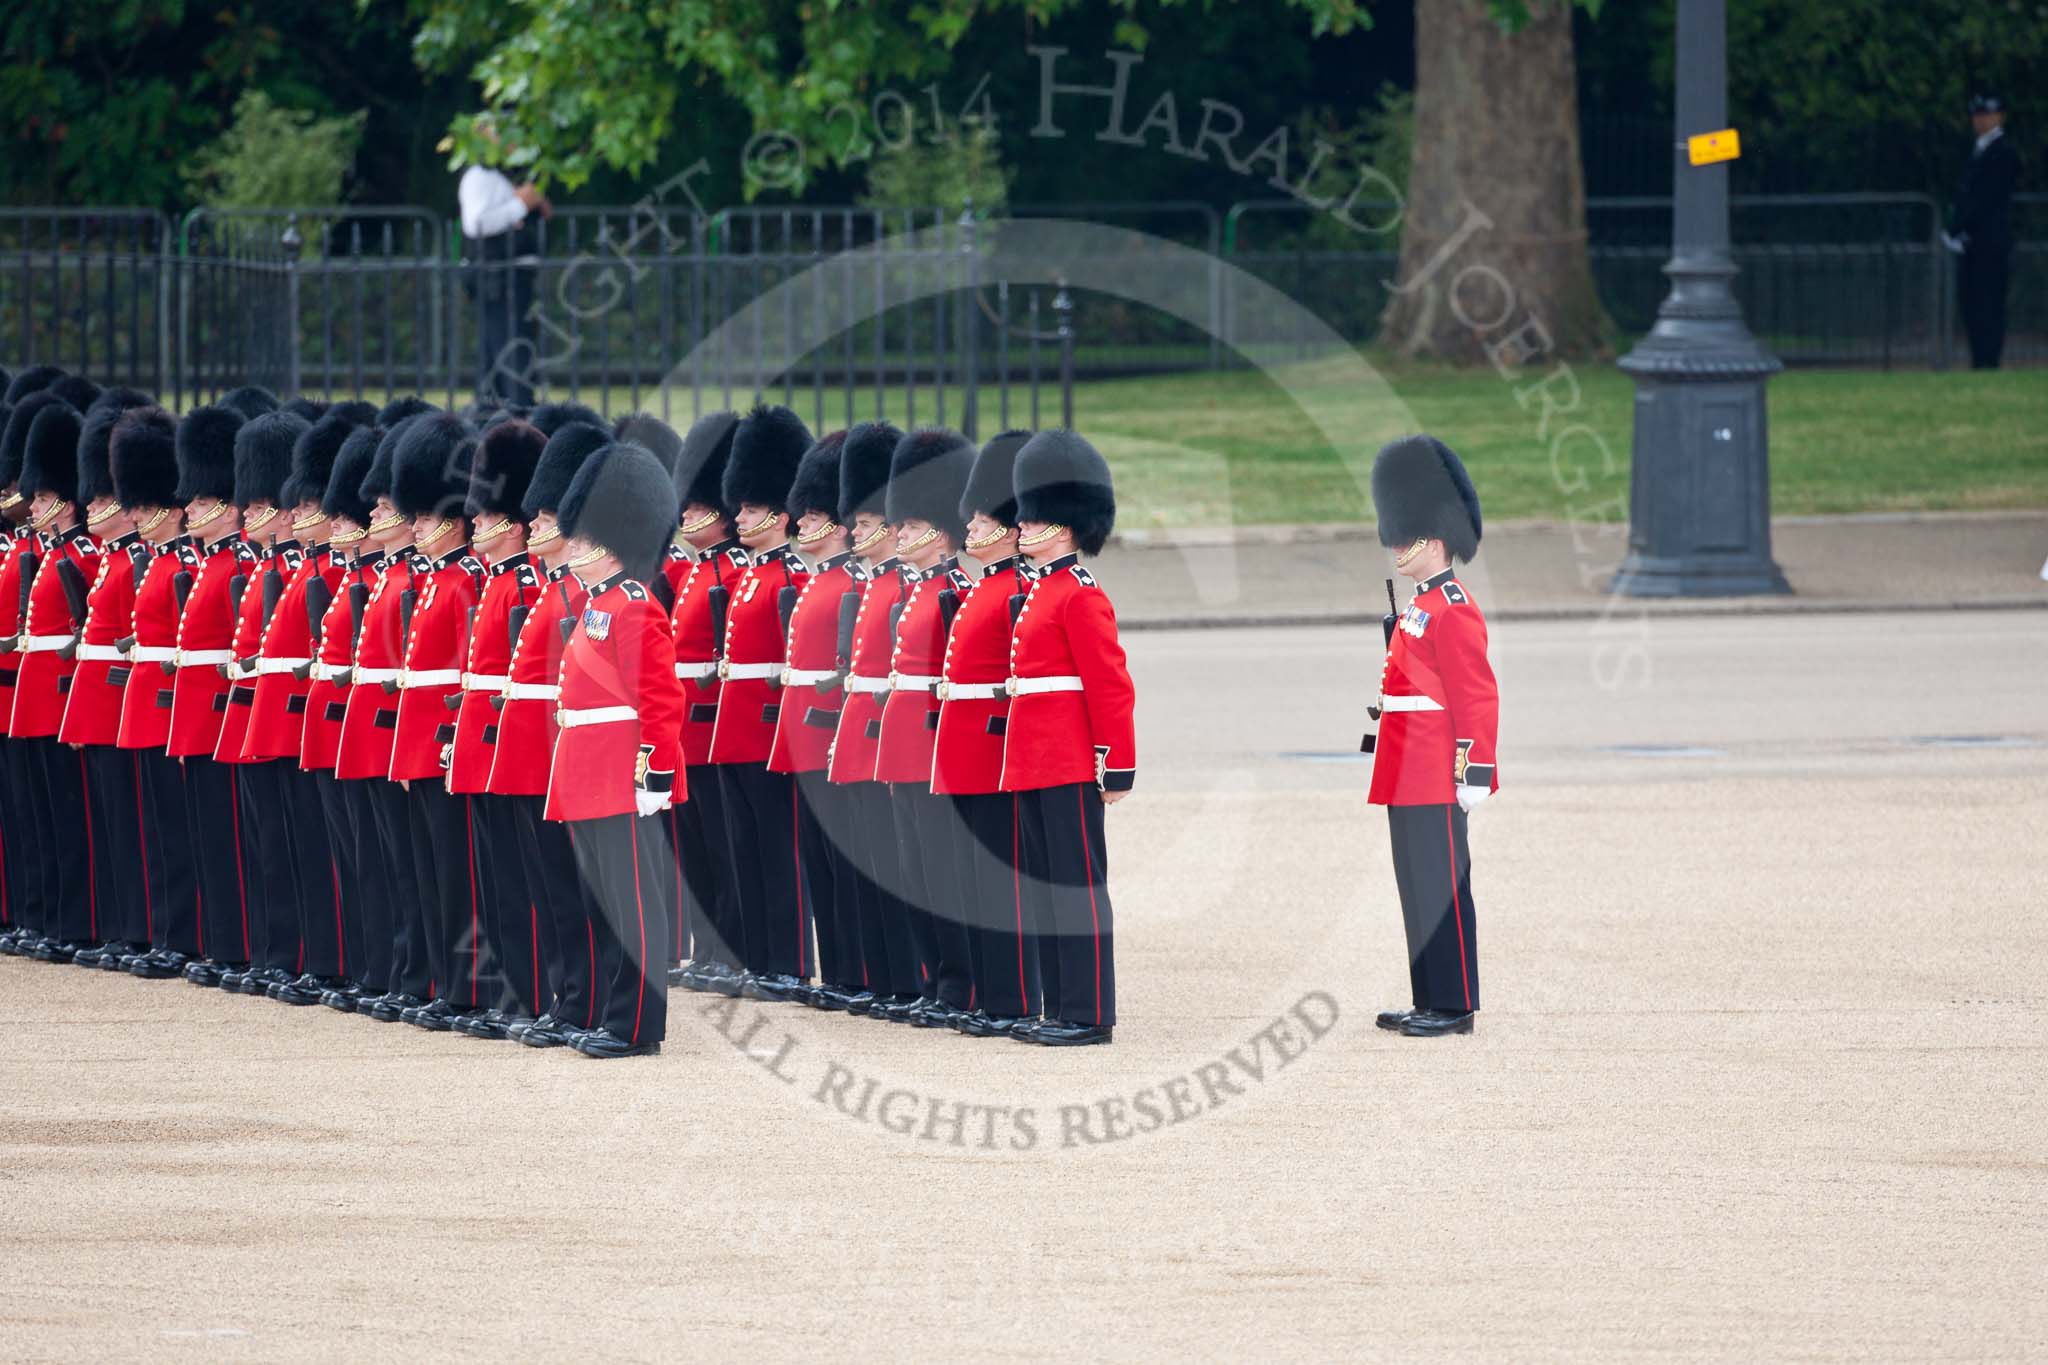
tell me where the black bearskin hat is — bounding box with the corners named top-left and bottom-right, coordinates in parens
top-left (86, 386), bottom-right (154, 419)
top-left (174, 405), bottom-right (245, 504)
top-left (478, 404), bottom-right (532, 431)
top-left (111, 407), bottom-right (181, 510)
top-left (887, 428), bottom-right (974, 544)
top-left (1014, 429), bottom-right (1116, 556)
top-left (362, 412), bottom-right (431, 506)
top-left (674, 411), bottom-right (739, 514)
top-left (49, 373), bottom-right (101, 412)
top-left (467, 419), bottom-right (544, 520)
top-left (722, 405), bottom-right (812, 517)
top-left (283, 412), bottom-right (360, 509)
top-left (5, 365), bottom-right (66, 404)
top-left (234, 411), bottom-right (311, 508)
top-left (219, 385), bottom-right (279, 420)
top-left (615, 413), bottom-right (684, 480)
top-left (378, 395), bottom-right (437, 427)
top-left (283, 397), bottom-right (329, 422)
top-left (786, 431), bottom-right (848, 521)
top-left (1370, 434), bottom-right (1482, 564)
top-left (531, 401), bottom-right (606, 438)
top-left (837, 420), bottom-right (903, 524)
top-left (20, 401), bottom-right (83, 502)
top-left (327, 399), bottom-right (379, 429)
top-left (325, 426), bottom-right (382, 526)
top-left (524, 422), bottom-right (611, 519)
top-left (960, 428), bottom-right (1032, 528)
top-left (559, 441), bottom-right (681, 582)
top-left (392, 412), bottom-right (477, 520)
top-left (77, 396), bottom-right (149, 506)
top-left (3, 391), bottom-right (75, 490)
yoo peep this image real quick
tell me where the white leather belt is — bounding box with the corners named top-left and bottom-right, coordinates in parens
top-left (558, 705), bottom-right (637, 728)
top-left (1378, 695), bottom-right (1444, 712)
top-left (462, 672), bottom-right (509, 692)
top-left (257, 657), bottom-right (310, 675)
top-left (674, 660), bottom-right (718, 681)
top-left (130, 645), bottom-right (175, 664)
top-left (400, 668), bottom-right (460, 688)
top-left (352, 666), bottom-right (398, 685)
top-left (781, 667), bottom-right (838, 687)
top-left (502, 680), bottom-right (559, 702)
top-left (75, 643), bottom-right (126, 662)
top-left (939, 680), bottom-right (1003, 700)
top-left (719, 661), bottom-right (781, 681)
top-left (844, 675), bottom-right (891, 695)
top-left (20, 634), bottom-right (73, 654)
top-left (889, 672), bottom-right (940, 693)
top-left (1006, 675), bottom-right (1083, 697)
top-left (175, 648), bottom-right (232, 667)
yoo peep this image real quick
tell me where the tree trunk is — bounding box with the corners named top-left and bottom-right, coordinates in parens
top-left (1379, 0), bottom-right (1611, 363)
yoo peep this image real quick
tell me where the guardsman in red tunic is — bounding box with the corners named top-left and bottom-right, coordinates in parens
top-left (11, 400), bottom-right (106, 960)
top-left (335, 412), bottom-right (437, 1020)
top-left (664, 411), bottom-right (749, 988)
top-left (252, 407), bottom-right (376, 1006)
top-left (107, 408), bottom-right (204, 978)
top-left (490, 424), bottom-right (603, 1047)
top-left (1001, 431), bottom-right (1136, 1046)
top-left (1363, 435), bottom-right (1498, 1039)
top-left (299, 424), bottom-right (388, 1010)
top-left (707, 404), bottom-right (813, 999)
top-left (213, 410), bottom-right (316, 997)
top-left (825, 420), bottom-right (917, 1015)
top-left (546, 440), bottom-right (687, 1058)
top-left (933, 430), bottom-right (1035, 1035)
top-left (385, 413), bottom-right (492, 1032)
top-left (59, 391), bottom-right (158, 968)
top-left (766, 431), bottom-right (868, 1008)
top-left (445, 418), bottom-right (544, 1037)
top-left (874, 428), bottom-right (980, 1026)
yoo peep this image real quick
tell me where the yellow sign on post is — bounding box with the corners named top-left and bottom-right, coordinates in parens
top-left (1687, 128), bottom-right (1741, 166)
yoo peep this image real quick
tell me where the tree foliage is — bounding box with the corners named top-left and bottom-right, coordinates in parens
top-left (183, 91), bottom-right (367, 209)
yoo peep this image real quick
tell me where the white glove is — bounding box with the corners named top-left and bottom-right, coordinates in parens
top-left (635, 788), bottom-right (671, 818)
top-left (1456, 785), bottom-right (1490, 814)
top-left (1940, 230), bottom-right (1965, 255)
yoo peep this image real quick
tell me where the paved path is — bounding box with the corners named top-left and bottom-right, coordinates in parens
top-left (2, 610), bottom-right (2044, 1360)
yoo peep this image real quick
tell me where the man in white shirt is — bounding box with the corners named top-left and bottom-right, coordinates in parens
top-left (459, 160), bottom-right (552, 406)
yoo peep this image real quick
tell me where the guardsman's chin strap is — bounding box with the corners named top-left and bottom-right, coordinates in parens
top-left (1393, 536), bottom-right (1429, 569)
top-left (851, 522), bottom-right (891, 555)
top-left (1018, 522), bottom-right (1066, 549)
top-left (680, 508), bottom-right (723, 536)
top-left (566, 544), bottom-right (609, 570)
top-left (897, 526), bottom-right (939, 555)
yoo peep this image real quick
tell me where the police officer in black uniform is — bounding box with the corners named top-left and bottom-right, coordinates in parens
top-left (1949, 92), bottom-right (2020, 370)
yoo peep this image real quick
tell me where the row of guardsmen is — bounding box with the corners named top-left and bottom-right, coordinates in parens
top-left (0, 363), bottom-right (1135, 1055)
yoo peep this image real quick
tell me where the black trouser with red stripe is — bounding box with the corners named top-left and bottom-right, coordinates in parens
top-left (677, 764), bottom-right (741, 967)
top-left (1387, 802), bottom-right (1480, 1014)
top-left (718, 762), bottom-right (803, 978)
top-left (470, 792), bottom-right (541, 1018)
top-left (300, 769), bottom-right (355, 979)
top-left (891, 783), bottom-right (973, 1008)
top-left (1017, 782), bottom-right (1116, 1029)
top-left (796, 770), bottom-right (864, 989)
top-left (514, 794), bottom-right (597, 1030)
top-left (406, 783), bottom-right (488, 1009)
top-left (29, 738), bottom-right (99, 943)
top-left (83, 746), bottom-right (149, 946)
top-left (845, 780), bottom-right (920, 997)
top-left (185, 755), bottom-right (252, 965)
top-left (0, 735), bottom-right (30, 931)
top-left (952, 791), bottom-right (1035, 1019)
top-left (360, 778), bottom-right (425, 997)
top-left (567, 812), bottom-right (672, 1045)
top-left (136, 749), bottom-right (200, 956)
top-left (236, 760), bottom-right (305, 974)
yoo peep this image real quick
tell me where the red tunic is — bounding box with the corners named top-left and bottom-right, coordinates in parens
top-left (212, 544), bottom-right (289, 766)
top-left (299, 550), bottom-right (380, 771)
top-left (0, 528), bottom-right (37, 728)
top-left (57, 532), bottom-right (148, 747)
top-left (874, 557), bottom-right (973, 784)
top-left (389, 547), bottom-right (485, 782)
top-left (333, 554), bottom-right (413, 780)
top-left (448, 552), bottom-right (540, 794)
top-left (668, 539), bottom-right (751, 766)
top-left (708, 545), bottom-right (807, 766)
top-left (117, 537), bottom-right (201, 751)
top-left (242, 547), bottom-right (342, 760)
top-left (487, 566), bottom-right (586, 798)
top-left (166, 538), bottom-right (256, 758)
top-left (11, 529), bottom-right (103, 739)
top-left (826, 559), bottom-right (905, 784)
top-left (766, 554), bottom-right (861, 775)
top-left (999, 555), bottom-right (1136, 794)
top-left (1365, 568), bottom-right (1500, 807)
top-left (544, 573), bottom-right (684, 822)
top-left (932, 557), bottom-right (1022, 796)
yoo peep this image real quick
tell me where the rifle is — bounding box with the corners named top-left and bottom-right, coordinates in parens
top-left (649, 572), bottom-right (676, 613)
top-left (1363, 578), bottom-right (1400, 748)
top-left (2, 550), bottom-right (37, 654)
top-left (707, 583), bottom-right (731, 659)
top-left (333, 577), bottom-right (369, 688)
top-left (220, 571), bottom-right (248, 679)
top-left (447, 600), bottom-right (478, 710)
top-left (388, 586), bottom-right (415, 693)
top-left (770, 584), bottom-right (798, 689)
top-left (163, 564), bottom-right (192, 673)
top-left (937, 586), bottom-right (960, 635)
top-left (297, 575), bottom-right (334, 680)
top-left (494, 603), bottom-right (528, 710)
top-left (817, 590), bottom-right (860, 696)
top-left (54, 557), bottom-right (89, 660)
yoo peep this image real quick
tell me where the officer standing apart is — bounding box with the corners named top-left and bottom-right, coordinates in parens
top-left (1945, 93), bottom-right (2019, 370)
top-left (1364, 435), bottom-right (1499, 1039)
top-left (459, 136), bottom-right (551, 407)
